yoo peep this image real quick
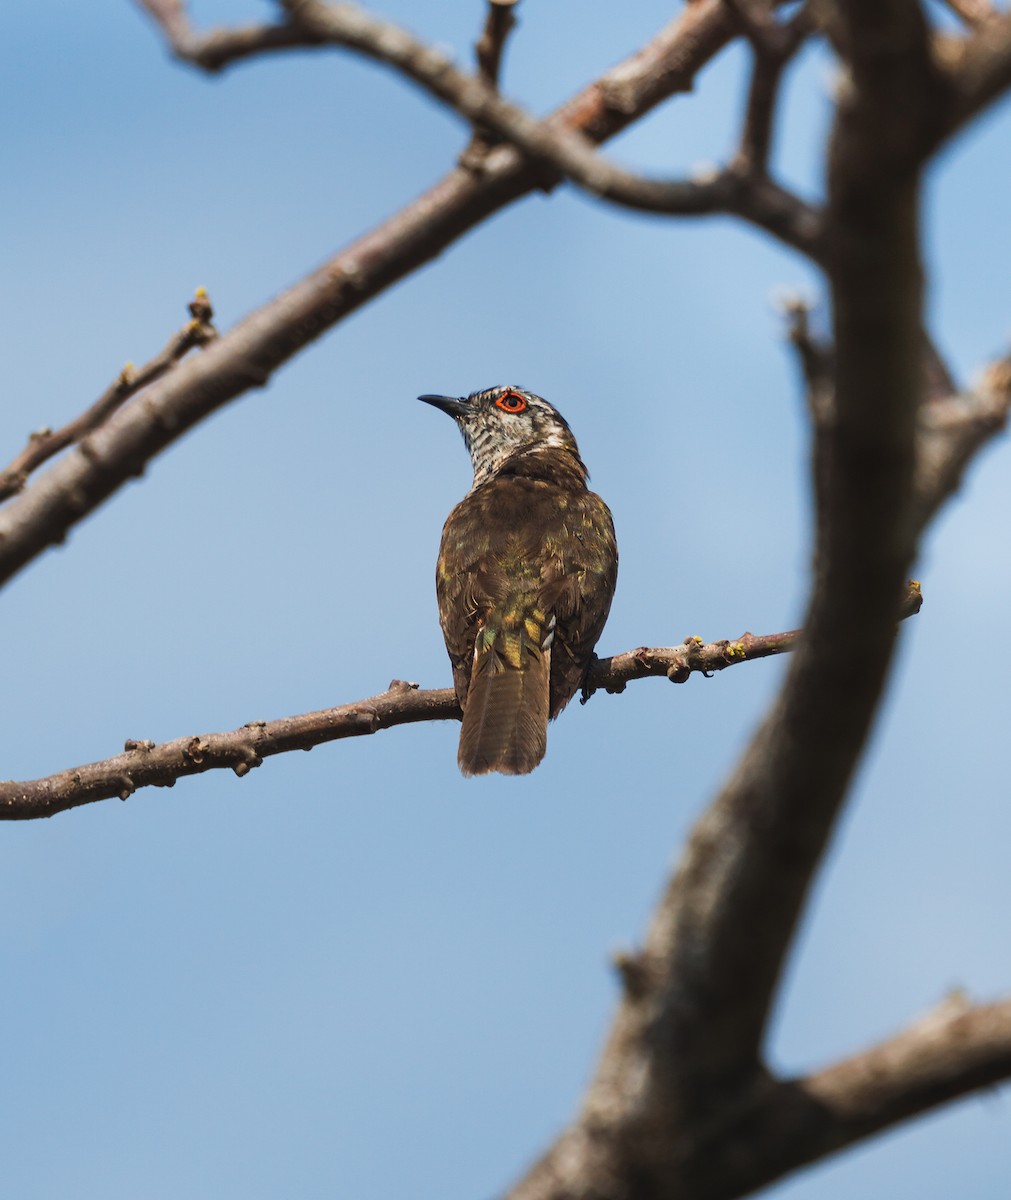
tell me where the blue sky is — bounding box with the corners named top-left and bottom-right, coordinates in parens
top-left (1, 3), bottom-right (1009, 1197)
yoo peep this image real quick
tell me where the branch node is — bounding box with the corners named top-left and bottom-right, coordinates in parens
top-left (232, 748), bottom-right (263, 778)
top-left (612, 948), bottom-right (654, 1000)
top-left (184, 736), bottom-right (208, 765)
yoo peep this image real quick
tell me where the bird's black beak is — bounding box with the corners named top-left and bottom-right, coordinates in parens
top-left (419, 393), bottom-right (470, 419)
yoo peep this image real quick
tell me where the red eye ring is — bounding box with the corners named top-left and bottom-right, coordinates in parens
top-left (495, 390), bottom-right (528, 414)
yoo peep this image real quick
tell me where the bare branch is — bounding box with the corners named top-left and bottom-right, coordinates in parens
top-left (0, 682), bottom-right (458, 821)
top-left (510, 8), bottom-right (956, 1197)
top-left (0, 0), bottom-right (751, 591)
top-left (801, 992), bottom-right (1011, 1147)
top-left (0, 290), bottom-right (215, 503)
top-left (726, 0), bottom-right (813, 176)
top-left (0, 590), bottom-right (921, 820)
top-left (134, 1), bottom-right (324, 72)
top-left (659, 0), bottom-right (942, 1079)
top-left (476, 0), bottom-right (519, 88)
top-left (509, 991), bottom-right (1011, 1199)
top-left (781, 293), bottom-right (834, 424)
top-left (461, 0), bottom-right (523, 169)
top-left (782, 303), bottom-right (1011, 534)
top-left (270, 0), bottom-right (824, 256)
top-left (913, 349), bottom-right (1011, 528)
top-left (588, 581), bottom-right (922, 696)
top-left (939, 12), bottom-right (1011, 141)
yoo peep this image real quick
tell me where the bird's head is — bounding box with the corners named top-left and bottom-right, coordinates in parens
top-left (419, 385), bottom-right (582, 487)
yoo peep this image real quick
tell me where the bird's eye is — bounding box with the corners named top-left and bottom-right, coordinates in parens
top-left (495, 391), bottom-right (528, 414)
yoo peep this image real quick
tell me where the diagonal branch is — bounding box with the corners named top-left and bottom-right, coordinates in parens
top-left (0, 591), bottom-right (922, 820)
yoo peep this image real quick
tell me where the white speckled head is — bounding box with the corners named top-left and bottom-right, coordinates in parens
top-left (419, 385), bottom-right (582, 488)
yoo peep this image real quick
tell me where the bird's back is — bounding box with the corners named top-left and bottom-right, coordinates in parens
top-left (437, 452), bottom-right (617, 774)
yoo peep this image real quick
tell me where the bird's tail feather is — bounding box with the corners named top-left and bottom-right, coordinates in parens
top-left (458, 637), bottom-right (550, 776)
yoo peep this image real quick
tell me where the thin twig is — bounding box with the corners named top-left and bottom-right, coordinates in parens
top-left (0, 290), bottom-right (215, 503)
top-left (476, 0), bottom-right (519, 87)
top-left (781, 293), bottom-right (834, 427)
top-left (726, 0), bottom-right (813, 175)
top-left (914, 350), bottom-right (1011, 528)
top-left (0, 591), bottom-right (922, 821)
top-left (461, 0), bottom-right (523, 168)
top-left (135, 0), bottom-right (323, 71)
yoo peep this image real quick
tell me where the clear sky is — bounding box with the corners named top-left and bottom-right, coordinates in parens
top-left (1, 3), bottom-right (1009, 1197)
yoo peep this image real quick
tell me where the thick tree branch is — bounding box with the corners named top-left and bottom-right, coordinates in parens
top-left (0, 593), bottom-right (921, 819)
top-left (509, 7), bottom-right (960, 1198)
top-left (619, 993), bottom-right (1011, 1200)
top-left (508, 991), bottom-right (1011, 1200)
top-left (654, 0), bottom-right (941, 1095)
top-left (0, 0), bottom-right (753, 591)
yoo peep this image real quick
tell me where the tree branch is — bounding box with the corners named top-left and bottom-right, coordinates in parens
top-left (0, 0), bottom-right (753, 592)
top-left (562, 992), bottom-right (1011, 1200)
top-left (461, 0), bottom-right (523, 168)
top-left (0, 290), bottom-right (215, 503)
top-left (275, 0), bottom-right (824, 257)
top-left (509, 6), bottom-right (961, 1197)
top-left (939, 12), bottom-right (1011, 142)
top-left (913, 353), bottom-right (1011, 528)
top-left (135, 1), bottom-right (325, 71)
top-left (726, 0), bottom-right (812, 177)
top-left (800, 992), bottom-right (1011, 1149)
top-left (0, 592), bottom-right (922, 820)
top-left (475, 0), bottom-right (519, 89)
top-left (781, 301), bottom-right (1011, 534)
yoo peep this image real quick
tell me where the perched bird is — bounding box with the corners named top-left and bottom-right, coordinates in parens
top-left (420, 385), bottom-right (617, 776)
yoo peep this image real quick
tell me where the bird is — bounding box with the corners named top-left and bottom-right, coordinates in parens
top-left (420, 385), bottom-right (617, 776)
